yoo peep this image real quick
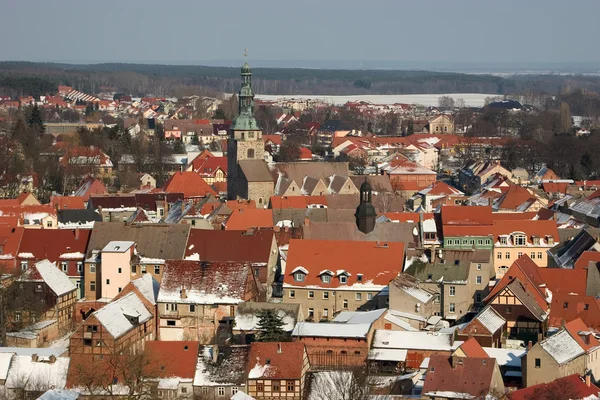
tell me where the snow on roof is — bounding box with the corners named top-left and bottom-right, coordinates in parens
top-left (231, 392), bottom-right (255, 400)
top-left (372, 330), bottom-right (453, 351)
top-left (401, 286), bottom-right (434, 304)
top-left (32, 260), bottom-right (76, 296)
top-left (157, 377), bottom-right (191, 389)
top-left (93, 292), bottom-right (152, 339)
top-left (18, 252), bottom-right (35, 259)
top-left (368, 348), bottom-right (407, 362)
top-left (234, 311), bottom-right (296, 332)
top-left (58, 252), bottom-right (85, 260)
top-left (386, 309), bottom-right (427, 322)
top-left (131, 274), bottom-right (159, 305)
top-left (384, 313), bottom-right (419, 332)
top-left (483, 347), bottom-right (525, 367)
top-left (0, 353), bottom-right (13, 380)
top-left (5, 355), bottom-right (70, 391)
top-left (331, 309), bottom-right (386, 324)
top-left (290, 266), bottom-right (308, 275)
top-left (540, 329), bottom-right (585, 365)
top-left (423, 218), bottom-right (437, 233)
top-left (423, 391), bottom-right (474, 399)
top-left (102, 241), bottom-right (135, 253)
top-left (475, 306), bottom-right (505, 334)
top-left (37, 389), bottom-right (80, 400)
top-left (0, 348), bottom-right (66, 358)
top-left (292, 322), bottom-right (370, 338)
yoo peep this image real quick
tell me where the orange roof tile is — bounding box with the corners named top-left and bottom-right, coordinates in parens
top-left (538, 268), bottom-right (587, 296)
top-left (490, 212), bottom-right (537, 221)
top-left (574, 251), bottom-right (600, 270)
top-left (50, 195), bottom-right (86, 210)
top-left (564, 318), bottom-right (599, 351)
top-left (458, 337), bottom-right (489, 358)
top-left (441, 205), bottom-right (493, 226)
top-left (285, 239), bottom-right (404, 288)
top-left (509, 374), bottom-right (600, 400)
top-left (162, 171), bottom-right (216, 198)
top-left (145, 341), bottom-right (199, 379)
top-left (492, 219), bottom-right (559, 242)
top-left (495, 185), bottom-right (538, 210)
top-left (225, 208), bottom-right (273, 230)
top-left (549, 294), bottom-right (600, 331)
top-left (247, 342), bottom-right (306, 379)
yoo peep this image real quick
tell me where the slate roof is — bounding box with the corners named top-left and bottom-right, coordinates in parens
top-left (271, 162), bottom-right (350, 186)
top-left (239, 160), bottom-right (273, 182)
top-left (303, 221), bottom-right (419, 245)
top-left (86, 222), bottom-right (190, 259)
top-left (405, 250), bottom-right (490, 283)
top-left (349, 175), bottom-right (393, 194)
top-left (57, 209), bottom-right (102, 225)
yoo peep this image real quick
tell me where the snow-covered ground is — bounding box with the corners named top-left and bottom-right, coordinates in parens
top-left (255, 93), bottom-right (500, 107)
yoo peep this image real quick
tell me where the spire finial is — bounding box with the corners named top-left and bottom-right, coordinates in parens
top-left (244, 48), bottom-right (248, 60)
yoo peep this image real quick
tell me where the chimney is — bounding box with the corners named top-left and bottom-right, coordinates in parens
top-left (180, 287), bottom-right (187, 299)
top-left (528, 340), bottom-right (533, 350)
top-left (304, 216), bottom-right (310, 227)
top-left (586, 374), bottom-right (591, 387)
top-left (31, 354), bottom-right (38, 362)
top-left (277, 343), bottom-right (282, 354)
top-left (49, 355), bottom-right (56, 364)
top-left (75, 227), bottom-right (80, 240)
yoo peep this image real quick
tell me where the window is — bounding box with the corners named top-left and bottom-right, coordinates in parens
top-left (118, 287), bottom-right (122, 293)
top-left (117, 268), bottom-right (122, 274)
top-left (90, 263), bottom-right (96, 273)
top-left (254, 268), bottom-right (259, 276)
top-left (321, 274), bottom-right (331, 284)
top-left (106, 279), bottom-right (110, 285)
top-left (585, 304), bottom-right (590, 310)
top-left (256, 383), bottom-right (264, 391)
top-left (167, 320), bottom-right (176, 326)
top-left (190, 304), bottom-right (195, 313)
top-left (272, 381), bottom-right (280, 392)
top-left (357, 275), bottom-right (363, 282)
top-left (477, 264), bottom-right (482, 271)
top-left (247, 149), bottom-right (255, 159)
top-left (289, 290), bottom-right (295, 299)
top-left (90, 281), bottom-right (96, 291)
top-left (449, 286), bottom-right (456, 296)
top-left (308, 308), bottom-right (314, 318)
top-left (477, 239), bottom-right (483, 245)
top-left (84, 338), bottom-right (92, 346)
top-left (181, 387), bottom-right (187, 394)
top-left (131, 265), bottom-right (136, 274)
top-left (202, 387), bottom-right (209, 395)
top-left (155, 265), bottom-right (160, 275)
top-left (308, 291), bottom-right (314, 299)
top-left (499, 237), bottom-right (507, 245)
top-left (530, 252), bottom-right (535, 260)
top-left (287, 381), bottom-right (295, 391)
top-left (485, 239), bottom-right (491, 245)
top-left (323, 308), bottom-right (329, 318)
top-left (355, 293), bottom-right (362, 301)
top-left (367, 293), bottom-right (373, 300)
top-left (61, 262), bottom-right (68, 272)
top-left (343, 299), bottom-right (348, 309)
top-left (77, 262), bottom-right (83, 273)
top-left (533, 237), bottom-right (541, 245)
top-left (20, 261), bottom-right (27, 271)
top-left (340, 275), bottom-right (347, 284)
top-left (514, 234), bottom-right (526, 246)
top-left (217, 387), bottom-right (225, 396)
top-left (505, 252), bottom-right (510, 259)
top-left (294, 273), bottom-right (305, 282)
top-left (141, 265), bottom-right (147, 274)
top-left (537, 252), bottom-right (543, 259)
top-left (449, 303), bottom-right (456, 313)
top-left (564, 302), bottom-right (569, 308)
top-left (517, 252), bottom-right (523, 258)
top-left (231, 387), bottom-right (238, 395)
top-left (475, 293), bottom-right (482, 303)
top-left (323, 292), bottom-right (329, 299)
top-left (476, 276), bottom-right (482, 285)
top-left (166, 303), bottom-right (178, 311)
top-left (506, 306), bottom-right (512, 314)
top-left (46, 221), bottom-right (53, 228)
top-left (535, 358), bottom-right (541, 368)
top-left (35, 284), bottom-right (42, 293)
top-left (354, 350), bottom-right (361, 355)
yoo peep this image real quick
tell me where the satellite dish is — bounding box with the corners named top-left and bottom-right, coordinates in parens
top-left (412, 227), bottom-right (418, 236)
top-left (438, 249), bottom-right (443, 259)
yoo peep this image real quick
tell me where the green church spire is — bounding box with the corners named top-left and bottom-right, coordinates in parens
top-left (231, 51), bottom-right (260, 131)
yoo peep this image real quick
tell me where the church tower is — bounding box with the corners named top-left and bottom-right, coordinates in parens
top-left (355, 180), bottom-right (377, 234)
top-left (227, 58), bottom-right (266, 200)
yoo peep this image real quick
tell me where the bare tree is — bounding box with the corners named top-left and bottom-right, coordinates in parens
top-left (348, 153), bottom-right (369, 175)
top-left (438, 96), bottom-right (455, 109)
top-left (308, 367), bottom-right (390, 400)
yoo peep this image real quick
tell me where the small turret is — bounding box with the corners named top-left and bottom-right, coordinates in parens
top-left (355, 179), bottom-right (376, 234)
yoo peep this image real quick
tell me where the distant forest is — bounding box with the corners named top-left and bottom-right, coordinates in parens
top-left (2, 61), bottom-right (600, 98)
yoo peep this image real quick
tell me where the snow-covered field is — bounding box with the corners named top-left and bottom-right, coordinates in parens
top-left (255, 93), bottom-right (500, 107)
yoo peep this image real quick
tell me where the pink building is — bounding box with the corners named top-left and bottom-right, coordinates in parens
top-left (99, 241), bottom-right (135, 299)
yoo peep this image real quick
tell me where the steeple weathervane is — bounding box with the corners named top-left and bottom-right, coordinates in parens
top-left (244, 48), bottom-right (248, 60)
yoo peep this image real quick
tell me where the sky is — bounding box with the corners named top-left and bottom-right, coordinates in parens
top-left (1, 0), bottom-right (599, 69)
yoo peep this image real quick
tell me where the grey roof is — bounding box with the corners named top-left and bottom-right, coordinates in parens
top-left (57, 209), bottom-right (102, 224)
top-left (239, 160), bottom-right (273, 182)
top-left (274, 175), bottom-right (293, 195)
top-left (349, 175), bottom-right (393, 194)
top-left (405, 250), bottom-right (491, 282)
top-left (102, 241), bottom-right (135, 253)
top-left (87, 222), bottom-right (190, 259)
top-left (301, 176), bottom-right (321, 195)
top-left (505, 279), bottom-right (547, 321)
top-left (326, 175), bottom-right (353, 194)
top-left (272, 208), bottom-right (313, 227)
top-left (549, 229), bottom-right (600, 269)
top-left (196, 345), bottom-right (249, 386)
top-left (304, 221), bottom-right (419, 245)
top-left (325, 193), bottom-right (404, 212)
top-left (332, 308), bottom-right (387, 324)
top-left (271, 162), bottom-right (350, 186)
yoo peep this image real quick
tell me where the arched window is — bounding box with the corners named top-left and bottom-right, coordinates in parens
top-left (258, 198), bottom-right (263, 205)
top-left (247, 148), bottom-right (255, 159)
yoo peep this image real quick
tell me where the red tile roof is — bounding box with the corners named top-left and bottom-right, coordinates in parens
top-left (226, 199), bottom-right (256, 210)
top-left (192, 156), bottom-right (227, 177)
top-left (542, 182), bottom-right (568, 194)
top-left (299, 147), bottom-right (312, 160)
top-left (492, 220), bottom-right (559, 243)
top-left (269, 195), bottom-right (327, 209)
top-left (263, 134), bottom-right (283, 146)
top-left (564, 318), bottom-right (600, 352)
top-left (225, 208), bottom-right (273, 230)
top-left (549, 294), bottom-right (600, 330)
top-left (145, 341), bottom-right (199, 379)
top-left (184, 229), bottom-right (274, 263)
top-left (0, 226), bottom-right (24, 272)
top-left (50, 196), bottom-right (86, 210)
top-left (247, 342), bottom-right (306, 379)
top-left (508, 374), bottom-right (600, 400)
top-left (382, 212), bottom-right (434, 223)
top-left (423, 354), bottom-right (498, 398)
top-left (285, 239), bottom-right (405, 288)
top-left (490, 212), bottom-right (538, 221)
top-left (162, 171), bottom-right (217, 198)
top-left (441, 205), bottom-right (493, 226)
top-left (422, 181), bottom-right (463, 196)
top-left (538, 268), bottom-right (587, 296)
top-left (575, 251), bottom-right (600, 270)
top-left (458, 337), bottom-right (489, 358)
top-left (443, 225), bottom-right (494, 238)
top-left (495, 185), bottom-right (539, 211)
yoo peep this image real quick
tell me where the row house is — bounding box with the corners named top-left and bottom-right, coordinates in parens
top-left (440, 205), bottom-right (494, 251)
top-left (378, 154), bottom-right (437, 193)
top-left (458, 160), bottom-right (512, 194)
top-left (83, 222), bottom-right (190, 301)
top-left (403, 249), bottom-right (494, 322)
top-left (0, 204), bottom-right (58, 229)
top-left (524, 318), bottom-right (600, 387)
top-left (20, 260), bottom-right (77, 333)
top-left (282, 239), bottom-right (405, 321)
top-left (246, 342), bottom-right (310, 400)
top-left (157, 260), bottom-right (260, 343)
top-left (271, 162), bottom-right (350, 197)
top-left (492, 219), bottom-right (559, 277)
top-left (16, 228), bottom-right (90, 298)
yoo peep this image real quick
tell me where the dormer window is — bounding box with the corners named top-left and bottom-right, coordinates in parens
top-left (499, 236), bottom-right (508, 245)
top-left (294, 273), bottom-right (305, 282)
top-left (357, 274), bottom-right (363, 282)
top-left (340, 275), bottom-right (347, 284)
top-left (321, 275), bottom-right (331, 284)
top-left (513, 234), bottom-right (526, 246)
top-left (546, 235), bottom-right (555, 245)
top-left (533, 236), bottom-right (540, 245)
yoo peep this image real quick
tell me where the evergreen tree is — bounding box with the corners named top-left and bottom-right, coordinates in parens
top-left (27, 104), bottom-right (45, 133)
top-left (213, 108), bottom-right (226, 120)
top-left (407, 120), bottom-right (414, 136)
top-left (255, 310), bottom-right (290, 342)
top-left (191, 133), bottom-right (200, 146)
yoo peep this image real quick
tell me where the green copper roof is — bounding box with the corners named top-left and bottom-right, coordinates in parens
top-left (231, 60), bottom-right (260, 131)
top-left (241, 61), bottom-right (251, 74)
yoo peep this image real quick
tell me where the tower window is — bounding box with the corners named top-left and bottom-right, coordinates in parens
top-left (247, 148), bottom-right (255, 159)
